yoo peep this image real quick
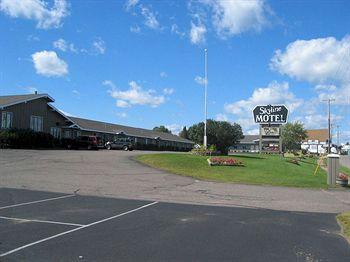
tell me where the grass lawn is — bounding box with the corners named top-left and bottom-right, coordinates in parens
top-left (340, 165), bottom-right (350, 176)
top-left (337, 212), bottom-right (350, 243)
top-left (136, 153), bottom-right (328, 188)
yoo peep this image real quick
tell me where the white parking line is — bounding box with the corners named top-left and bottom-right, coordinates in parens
top-left (0, 201), bottom-right (158, 257)
top-left (0, 194), bottom-right (75, 210)
top-left (0, 216), bottom-right (85, 227)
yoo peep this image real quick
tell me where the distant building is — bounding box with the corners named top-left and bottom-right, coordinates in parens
top-left (0, 93), bottom-right (194, 151)
top-left (229, 135), bottom-right (259, 153)
top-left (301, 129), bottom-right (328, 154)
top-left (230, 129), bottom-right (329, 154)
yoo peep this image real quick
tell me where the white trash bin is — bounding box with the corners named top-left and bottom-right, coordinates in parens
top-left (327, 154), bottom-right (339, 186)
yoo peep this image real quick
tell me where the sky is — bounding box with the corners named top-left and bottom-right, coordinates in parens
top-left (0, 0), bottom-right (349, 143)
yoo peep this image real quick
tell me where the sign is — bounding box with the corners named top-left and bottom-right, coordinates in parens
top-left (253, 105), bottom-right (288, 124)
top-left (261, 126), bottom-right (280, 136)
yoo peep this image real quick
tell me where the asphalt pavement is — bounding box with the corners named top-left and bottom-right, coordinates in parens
top-left (1, 188), bottom-right (349, 261)
top-left (1, 149), bottom-right (350, 213)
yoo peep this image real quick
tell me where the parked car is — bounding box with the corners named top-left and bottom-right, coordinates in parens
top-left (62, 136), bottom-right (100, 150)
top-left (105, 137), bottom-right (134, 151)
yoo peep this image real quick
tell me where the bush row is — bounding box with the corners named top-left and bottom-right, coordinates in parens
top-left (0, 128), bottom-right (58, 149)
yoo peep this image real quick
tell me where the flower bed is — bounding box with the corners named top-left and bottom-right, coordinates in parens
top-left (336, 173), bottom-right (349, 186)
top-left (208, 157), bottom-right (244, 166)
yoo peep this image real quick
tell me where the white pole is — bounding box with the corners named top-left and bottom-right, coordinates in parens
top-left (204, 48), bottom-right (208, 149)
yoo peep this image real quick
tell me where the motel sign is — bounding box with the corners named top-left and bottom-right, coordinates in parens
top-left (253, 105), bottom-right (288, 124)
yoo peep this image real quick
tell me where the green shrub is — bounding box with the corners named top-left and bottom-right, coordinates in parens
top-left (0, 128), bottom-right (56, 148)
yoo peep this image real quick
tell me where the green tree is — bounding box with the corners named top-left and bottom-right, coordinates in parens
top-left (179, 126), bottom-right (189, 139)
top-left (281, 122), bottom-right (307, 152)
top-left (153, 125), bottom-right (171, 134)
top-left (188, 119), bottom-right (243, 153)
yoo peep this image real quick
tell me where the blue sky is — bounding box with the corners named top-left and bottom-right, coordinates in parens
top-left (0, 0), bottom-right (349, 142)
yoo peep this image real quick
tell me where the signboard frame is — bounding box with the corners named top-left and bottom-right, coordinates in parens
top-left (252, 104), bottom-right (289, 124)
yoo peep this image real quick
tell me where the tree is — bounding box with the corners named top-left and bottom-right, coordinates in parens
top-left (179, 126), bottom-right (189, 139)
top-left (281, 122), bottom-right (307, 152)
top-left (153, 125), bottom-right (171, 134)
top-left (188, 119), bottom-right (243, 153)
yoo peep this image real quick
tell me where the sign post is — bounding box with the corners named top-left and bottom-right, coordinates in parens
top-left (253, 105), bottom-right (289, 154)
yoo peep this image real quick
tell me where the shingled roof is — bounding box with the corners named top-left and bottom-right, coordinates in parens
top-left (69, 117), bottom-right (194, 144)
top-left (304, 129), bottom-right (328, 142)
top-left (238, 135), bottom-right (260, 144)
top-left (0, 93), bottom-right (54, 108)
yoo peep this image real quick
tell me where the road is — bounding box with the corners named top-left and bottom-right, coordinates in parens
top-left (0, 149), bottom-right (349, 213)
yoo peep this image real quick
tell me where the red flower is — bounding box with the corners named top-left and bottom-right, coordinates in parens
top-left (338, 173), bottom-right (349, 181)
top-left (209, 157), bottom-right (244, 166)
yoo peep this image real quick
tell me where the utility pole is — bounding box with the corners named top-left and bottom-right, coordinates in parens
top-left (323, 98), bottom-right (335, 153)
top-left (337, 125), bottom-right (340, 146)
top-left (204, 48), bottom-right (208, 149)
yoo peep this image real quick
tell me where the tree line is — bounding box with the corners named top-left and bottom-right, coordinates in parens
top-left (154, 120), bottom-right (309, 154)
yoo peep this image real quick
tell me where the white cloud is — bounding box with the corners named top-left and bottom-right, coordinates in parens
top-left (27, 34), bottom-right (40, 41)
top-left (194, 75), bottom-right (207, 85)
top-left (32, 50), bottom-right (68, 77)
top-left (140, 6), bottom-right (160, 30)
top-left (53, 38), bottom-right (77, 53)
top-left (171, 24), bottom-right (185, 37)
top-left (165, 124), bottom-right (182, 135)
top-left (105, 80), bottom-right (166, 108)
top-left (125, 0), bottom-right (139, 11)
top-left (190, 22), bottom-right (206, 45)
top-left (130, 25), bottom-right (141, 33)
top-left (116, 100), bottom-right (130, 108)
top-left (160, 71), bottom-right (167, 78)
top-left (102, 80), bottom-right (116, 89)
top-left (163, 88), bottom-right (174, 95)
top-left (116, 112), bottom-right (128, 118)
top-left (199, 0), bottom-right (270, 38)
top-left (72, 89), bottom-right (80, 95)
top-left (295, 113), bottom-right (343, 130)
top-left (0, 0), bottom-right (69, 29)
top-left (92, 38), bottom-right (106, 54)
top-left (215, 113), bottom-right (228, 121)
top-left (315, 84), bottom-right (350, 106)
top-left (270, 36), bottom-right (350, 84)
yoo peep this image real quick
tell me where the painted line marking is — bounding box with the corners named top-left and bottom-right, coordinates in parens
top-left (0, 195), bottom-right (75, 210)
top-left (0, 201), bottom-right (158, 257)
top-left (0, 216), bottom-right (85, 227)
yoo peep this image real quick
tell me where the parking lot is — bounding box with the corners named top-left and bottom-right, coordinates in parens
top-left (0, 187), bottom-right (349, 261)
top-left (1, 149), bottom-right (350, 213)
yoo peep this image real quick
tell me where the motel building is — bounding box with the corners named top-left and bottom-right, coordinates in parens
top-left (230, 129), bottom-right (329, 154)
top-left (0, 93), bottom-right (194, 151)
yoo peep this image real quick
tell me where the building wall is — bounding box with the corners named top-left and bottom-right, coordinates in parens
top-left (0, 99), bottom-right (68, 135)
top-left (0, 98), bottom-right (193, 151)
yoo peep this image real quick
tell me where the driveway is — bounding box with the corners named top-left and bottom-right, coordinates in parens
top-left (0, 149), bottom-right (349, 213)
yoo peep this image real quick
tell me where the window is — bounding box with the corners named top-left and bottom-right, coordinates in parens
top-left (50, 127), bottom-right (61, 139)
top-left (1, 112), bottom-right (13, 129)
top-left (64, 130), bottom-right (71, 138)
top-left (30, 116), bottom-right (43, 132)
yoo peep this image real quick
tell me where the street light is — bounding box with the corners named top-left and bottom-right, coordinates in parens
top-left (204, 48), bottom-right (208, 149)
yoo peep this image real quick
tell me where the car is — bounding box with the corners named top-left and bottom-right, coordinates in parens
top-left (105, 137), bottom-right (134, 151)
top-left (62, 136), bottom-right (100, 150)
